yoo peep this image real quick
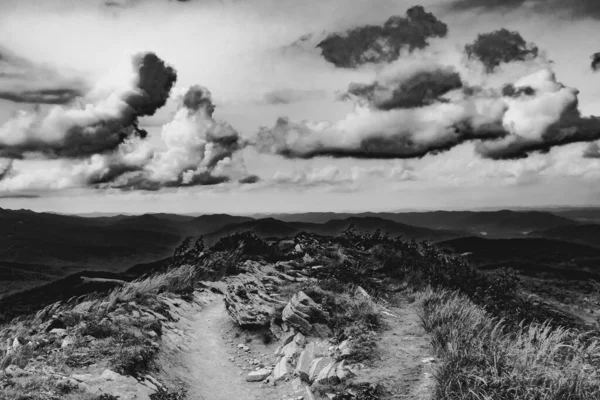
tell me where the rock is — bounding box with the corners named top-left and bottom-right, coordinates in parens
top-left (281, 331), bottom-right (297, 347)
top-left (12, 337), bottom-right (22, 350)
top-left (305, 386), bottom-right (317, 400)
top-left (282, 341), bottom-right (302, 361)
top-left (311, 323), bottom-right (332, 338)
top-left (303, 253), bottom-right (314, 263)
top-left (314, 362), bottom-right (337, 385)
top-left (338, 340), bottom-right (352, 358)
top-left (294, 342), bottom-right (315, 381)
top-left (246, 368), bottom-right (271, 382)
top-left (272, 356), bottom-right (293, 381)
top-left (294, 243), bottom-right (303, 253)
top-left (72, 369), bottom-right (155, 400)
top-left (294, 332), bottom-right (307, 347)
top-left (61, 337), bottom-right (75, 348)
top-left (238, 344), bottom-right (250, 352)
top-left (291, 377), bottom-right (304, 391)
top-left (308, 357), bottom-right (331, 383)
top-left (282, 291), bottom-right (328, 335)
top-left (336, 360), bottom-right (354, 382)
top-left (326, 362), bottom-right (340, 385)
top-left (224, 261), bottom-right (291, 327)
top-left (50, 328), bottom-right (68, 337)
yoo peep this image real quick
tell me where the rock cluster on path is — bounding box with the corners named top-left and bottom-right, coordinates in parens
top-left (224, 260), bottom-right (308, 329)
top-left (241, 289), bottom-right (362, 399)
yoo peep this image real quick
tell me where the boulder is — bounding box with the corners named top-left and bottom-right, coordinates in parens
top-left (282, 292), bottom-right (328, 335)
top-left (281, 341), bottom-right (302, 361)
top-left (314, 362), bottom-right (337, 385)
top-left (294, 342), bottom-right (315, 381)
top-left (272, 356), bottom-right (293, 381)
top-left (246, 368), bottom-right (271, 382)
top-left (308, 357), bottom-right (331, 383)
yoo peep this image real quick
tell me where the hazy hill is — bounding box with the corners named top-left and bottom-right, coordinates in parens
top-left (202, 216), bottom-right (467, 246)
top-left (439, 236), bottom-right (600, 279)
top-left (530, 224), bottom-right (600, 248)
top-left (0, 209), bottom-right (257, 295)
top-left (264, 210), bottom-right (577, 237)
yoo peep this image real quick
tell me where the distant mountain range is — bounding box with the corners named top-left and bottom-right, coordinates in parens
top-left (2, 207), bottom-right (599, 297)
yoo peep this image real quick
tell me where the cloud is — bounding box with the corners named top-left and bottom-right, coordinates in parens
top-left (447, 0), bottom-right (600, 19)
top-left (475, 69), bottom-right (600, 159)
top-left (465, 28), bottom-right (540, 73)
top-left (0, 46), bottom-right (88, 104)
top-left (583, 142), bottom-right (600, 158)
top-left (0, 84), bottom-right (257, 193)
top-left (592, 52), bottom-right (600, 72)
top-left (0, 52), bottom-right (176, 159)
top-left (346, 65), bottom-right (462, 110)
top-left (270, 163), bottom-right (414, 189)
top-left (256, 63), bottom-right (600, 160)
top-left (85, 85), bottom-right (253, 190)
top-left (260, 89), bottom-right (328, 105)
top-left (316, 5), bottom-right (448, 68)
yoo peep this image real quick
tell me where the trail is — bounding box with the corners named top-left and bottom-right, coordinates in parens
top-left (357, 294), bottom-right (435, 399)
top-left (159, 291), bottom-right (287, 400)
top-left (159, 290), bottom-right (433, 400)
top-left (184, 299), bottom-right (260, 400)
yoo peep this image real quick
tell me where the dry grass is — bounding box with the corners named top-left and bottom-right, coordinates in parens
top-left (415, 287), bottom-right (600, 400)
top-left (107, 264), bottom-right (198, 306)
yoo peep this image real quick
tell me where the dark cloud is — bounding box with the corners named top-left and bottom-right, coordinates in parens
top-left (465, 28), bottom-right (540, 73)
top-left (255, 116), bottom-right (506, 160)
top-left (0, 52), bottom-right (177, 159)
top-left (0, 88), bottom-right (83, 105)
top-left (316, 6), bottom-right (447, 68)
top-left (239, 175), bottom-right (260, 184)
top-left (448, 0), bottom-right (600, 20)
top-left (347, 67), bottom-right (463, 110)
top-left (182, 84), bottom-right (215, 114)
top-left (261, 89), bottom-right (327, 105)
top-left (592, 52), bottom-right (600, 72)
top-left (0, 193), bottom-right (39, 199)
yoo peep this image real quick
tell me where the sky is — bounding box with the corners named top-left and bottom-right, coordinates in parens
top-left (1, 0), bottom-right (600, 214)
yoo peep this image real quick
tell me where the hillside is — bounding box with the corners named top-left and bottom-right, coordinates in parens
top-left (202, 216), bottom-right (467, 246)
top-left (264, 210), bottom-right (577, 237)
top-left (439, 236), bottom-right (600, 279)
top-left (1, 230), bottom-right (597, 400)
top-left (530, 224), bottom-right (600, 248)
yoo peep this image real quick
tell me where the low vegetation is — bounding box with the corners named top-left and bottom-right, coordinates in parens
top-left (2, 226), bottom-right (599, 400)
top-left (416, 288), bottom-right (600, 399)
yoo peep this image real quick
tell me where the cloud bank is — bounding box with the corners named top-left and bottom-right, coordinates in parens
top-left (0, 52), bottom-right (176, 159)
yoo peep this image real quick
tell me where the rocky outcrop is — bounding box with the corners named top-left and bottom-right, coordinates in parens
top-left (224, 261), bottom-right (301, 328)
top-left (282, 291), bottom-right (330, 336)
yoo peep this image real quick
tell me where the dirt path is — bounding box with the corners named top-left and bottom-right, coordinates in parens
top-left (159, 291), bottom-right (289, 400)
top-left (357, 294), bottom-right (435, 399)
top-left (159, 290), bottom-right (434, 400)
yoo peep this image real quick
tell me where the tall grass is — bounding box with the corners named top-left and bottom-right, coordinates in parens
top-left (415, 288), bottom-right (600, 400)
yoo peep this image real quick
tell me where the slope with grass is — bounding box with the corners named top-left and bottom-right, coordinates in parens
top-left (1, 228), bottom-right (599, 400)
